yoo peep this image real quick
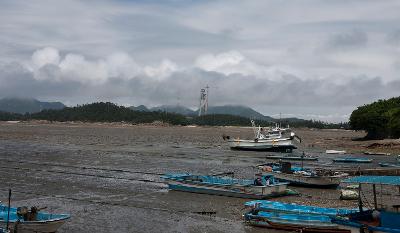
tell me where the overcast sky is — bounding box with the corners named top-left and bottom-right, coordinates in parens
top-left (1, 0), bottom-right (400, 122)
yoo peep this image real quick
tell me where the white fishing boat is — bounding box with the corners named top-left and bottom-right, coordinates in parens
top-left (224, 121), bottom-right (300, 152)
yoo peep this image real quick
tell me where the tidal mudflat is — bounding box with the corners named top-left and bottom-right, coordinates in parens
top-left (0, 122), bottom-right (398, 232)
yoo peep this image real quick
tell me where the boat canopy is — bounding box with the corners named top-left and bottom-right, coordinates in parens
top-left (342, 176), bottom-right (400, 186)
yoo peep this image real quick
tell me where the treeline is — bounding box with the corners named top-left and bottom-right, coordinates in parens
top-left (350, 97), bottom-right (400, 139)
top-left (0, 102), bottom-right (348, 129)
top-left (1, 102), bottom-right (187, 125)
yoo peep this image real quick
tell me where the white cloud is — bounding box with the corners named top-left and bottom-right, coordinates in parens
top-left (31, 47), bottom-right (60, 69)
top-left (1, 0), bottom-right (400, 121)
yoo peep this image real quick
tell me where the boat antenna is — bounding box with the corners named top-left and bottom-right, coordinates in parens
top-left (6, 189), bottom-right (11, 231)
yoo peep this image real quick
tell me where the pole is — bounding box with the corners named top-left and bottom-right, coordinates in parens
top-left (6, 189), bottom-right (11, 231)
top-left (358, 183), bottom-right (363, 212)
top-left (373, 184), bottom-right (377, 210)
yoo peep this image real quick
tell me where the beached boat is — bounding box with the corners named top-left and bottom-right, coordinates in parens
top-left (244, 210), bottom-right (351, 233)
top-left (333, 157), bottom-right (373, 163)
top-left (244, 200), bottom-right (357, 217)
top-left (258, 162), bottom-right (347, 188)
top-left (223, 120), bottom-right (299, 152)
top-left (0, 204), bottom-right (70, 233)
top-left (161, 173), bottom-right (290, 199)
top-left (326, 150), bottom-right (346, 154)
top-left (331, 176), bottom-right (400, 233)
top-left (265, 155), bottom-right (318, 161)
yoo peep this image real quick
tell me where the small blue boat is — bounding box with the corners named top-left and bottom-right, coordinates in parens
top-left (245, 200), bottom-right (357, 217)
top-left (333, 157), bottom-right (372, 163)
top-left (0, 204), bottom-right (70, 233)
top-left (244, 210), bottom-right (351, 232)
top-left (162, 173), bottom-right (290, 199)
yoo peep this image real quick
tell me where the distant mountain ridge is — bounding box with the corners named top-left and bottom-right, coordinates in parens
top-left (1, 97), bottom-right (288, 124)
top-left (0, 97), bottom-right (65, 114)
top-left (130, 104), bottom-right (275, 121)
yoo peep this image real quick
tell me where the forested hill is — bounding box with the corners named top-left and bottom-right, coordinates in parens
top-left (28, 102), bottom-right (187, 125)
top-left (0, 97), bottom-right (65, 114)
top-left (350, 97), bottom-right (400, 139)
top-left (0, 102), bottom-right (348, 129)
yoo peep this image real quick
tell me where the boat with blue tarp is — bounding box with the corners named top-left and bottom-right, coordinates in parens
top-left (0, 204), bottom-right (70, 233)
top-left (244, 200), bottom-right (357, 217)
top-left (330, 176), bottom-right (400, 233)
top-left (333, 157), bottom-right (373, 163)
top-left (244, 209), bottom-right (352, 232)
top-left (161, 173), bottom-right (291, 199)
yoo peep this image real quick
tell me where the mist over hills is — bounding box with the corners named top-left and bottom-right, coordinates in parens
top-left (0, 97), bottom-right (65, 114)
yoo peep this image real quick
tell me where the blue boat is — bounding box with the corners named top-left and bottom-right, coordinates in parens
top-left (0, 204), bottom-right (70, 233)
top-left (245, 200), bottom-right (357, 217)
top-left (162, 173), bottom-right (290, 199)
top-left (333, 157), bottom-right (373, 163)
top-left (331, 176), bottom-right (400, 233)
top-left (244, 210), bottom-right (351, 233)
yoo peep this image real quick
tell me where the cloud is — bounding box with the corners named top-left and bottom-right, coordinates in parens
top-left (1, 48), bottom-right (399, 122)
top-left (31, 47), bottom-right (60, 69)
top-left (1, 1), bottom-right (400, 121)
top-left (327, 29), bottom-right (368, 49)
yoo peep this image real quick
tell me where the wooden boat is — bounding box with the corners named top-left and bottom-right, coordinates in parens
top-left (331, 176), bottom-right (400, 233)
top-left (265, 155), bottom-right (318, 161)
top-left (0, 204), bottom-right (70, 233)
top-left (258, 162), bottom-right (347, 188)
top-left (244, 200), bottom-right (357, 217)
top-left (333, 157), bottom-right (373, 163)
top-left (244, 210), bottom-right (351, 233)
top-left (161, 173), bottom-right (290, 199)
top-left (224, 120), bottom-right (299, 152)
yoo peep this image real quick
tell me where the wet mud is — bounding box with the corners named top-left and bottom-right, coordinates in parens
top-left (0, 122), bottom-right (399, 233)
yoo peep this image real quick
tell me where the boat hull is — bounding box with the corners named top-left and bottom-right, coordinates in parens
top-left (268, 172), bottom-right (342, 188)
top-left (228, 138), bottom-right (296, 151)
top-left (167, 181), bottom-right (288, 199)
top-left (0, 218), bottom-right (68, 233)
top-left (333, 158), bottom-right (372, 163)
top-left (265, 155), bottom-right (318, 161)
top-left (244, 212), bottom-right (351, 233)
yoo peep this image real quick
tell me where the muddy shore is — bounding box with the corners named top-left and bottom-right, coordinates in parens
top-left (0, 122), bottom-right (399, 233)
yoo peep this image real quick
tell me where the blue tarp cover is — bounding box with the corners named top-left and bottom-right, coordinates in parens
top-left (343, 176), bottom-right (400, 185)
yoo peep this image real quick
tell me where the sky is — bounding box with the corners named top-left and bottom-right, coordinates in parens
top-left (1, 0), bottom-right (400, 122)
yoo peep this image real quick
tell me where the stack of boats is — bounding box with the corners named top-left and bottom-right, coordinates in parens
top-left (243, 176), bottom-right (400, 233)
top-left (161, 173), bottom-right (294, 199)
top-left (244, 200), bottom-right (357, 233)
